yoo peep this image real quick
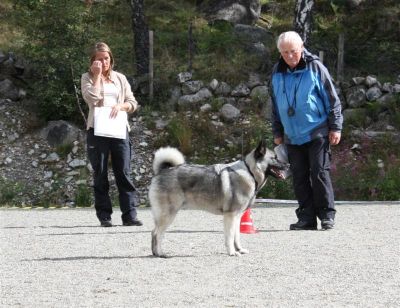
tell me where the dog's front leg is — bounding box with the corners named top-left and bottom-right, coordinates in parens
top-left (223, 213), bottom-right (241, 256)
top-left (234, 214), bottom-right (249, 254)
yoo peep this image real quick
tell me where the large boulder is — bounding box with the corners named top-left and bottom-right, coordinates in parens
top-left (220, 103), bottom-right (240, 122)
top-left (233, 24), bottom-right (273, 71)
top-left (233, 24), bottom-right (272, 43)
top-left (345, 85), bottom-right (367, 108)
top-left (178, 88), bottom-right (213, 107)
top-left (231, 83), bottom-right (250, 97)
top-left (41, 120), bottom-right (82, 147)
top-left (0, 79), bottom-right (19, 101)
top-left (250, 85), bottom-right (269, 101)
top-left (215, 82), bottom-right (232, 96)
top-left (181, 80), bottom-right (204, 95)
top-left (366, 86), bottom-right (382, 101)
top-left (199, 0), bottom-right (261, 25)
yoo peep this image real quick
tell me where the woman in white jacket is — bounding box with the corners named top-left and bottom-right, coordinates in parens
top-left (81, 42), bottom-right (142, 227)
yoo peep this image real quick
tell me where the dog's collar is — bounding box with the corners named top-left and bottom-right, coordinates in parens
top-left (243, 160), bottom-right (259, 191)
top-left (243, 160), bottom-right (270, 195)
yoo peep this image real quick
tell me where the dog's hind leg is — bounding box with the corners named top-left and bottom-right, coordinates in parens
top-left (223, 212), bottom-right (241, 256)
top-left (151, 211), bottom-right (178, 258)
top-left (234, 213), bottom-right (249, 255)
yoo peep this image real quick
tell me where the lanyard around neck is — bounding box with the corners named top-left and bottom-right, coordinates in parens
top-left (283, 72), bottom-right (303, 116)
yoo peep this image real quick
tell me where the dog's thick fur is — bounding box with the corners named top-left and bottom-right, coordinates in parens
top-left (149, 141), bottom-right (288, 257)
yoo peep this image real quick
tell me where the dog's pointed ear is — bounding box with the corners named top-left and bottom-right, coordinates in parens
top-left (254, 140), bottom-right (266, 160)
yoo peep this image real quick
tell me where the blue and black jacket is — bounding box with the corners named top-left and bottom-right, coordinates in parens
top-left (270, 49), bottom-right (343, 145)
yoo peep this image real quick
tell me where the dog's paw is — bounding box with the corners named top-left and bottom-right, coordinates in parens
top-left (238, 248), bottom-right (249, 254)
top-left (152, 251), bottom-right (168, 258)
top-left (229, 251), bottom-right (242, 257)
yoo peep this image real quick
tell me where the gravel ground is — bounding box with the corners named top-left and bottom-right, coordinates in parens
top-left (1, 203), bottom-right (400, 308)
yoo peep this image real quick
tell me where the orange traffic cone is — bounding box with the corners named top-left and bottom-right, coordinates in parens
top-left (240, 208), bottom-right (258, 234)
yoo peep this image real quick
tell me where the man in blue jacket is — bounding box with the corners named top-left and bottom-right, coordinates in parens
top-left (270, 31), bottom-right (343, 230)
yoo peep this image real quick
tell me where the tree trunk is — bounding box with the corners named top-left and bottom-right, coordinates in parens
top-left (337, 33), bottom-right (345, 82)
top-left (127, 0), bottom-right (149, 75)
top-left (293, 0), bottom-right (314, 45)
top-left (188, 21), bottom-right (194, 72)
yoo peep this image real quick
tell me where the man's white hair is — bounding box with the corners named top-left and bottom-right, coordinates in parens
top-left (277, 31), bottom-right (304, 51)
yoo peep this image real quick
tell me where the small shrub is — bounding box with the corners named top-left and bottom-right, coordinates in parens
top-left (345, 109), bottom-right (369, 128)
top-left (0, 177), bottom-right (24, 205)
top-left (56, 143), bottom-right (74, 160)
top-left (387, 93), bottom-right (400, 129)
top-left (167, 115), bottom-right (193, 155)
top-left (365, 101), bottom-right (383, 122)
top-left (138, 105), bottom-right (157, 130)
top-left (75, 184), bottom-right (93, 207)
top-left (35, 180), bottom-right (64, 208)
top-left (196, 21), bottom-right (236, 55)
top-left (373, 166), bottom-right (400, 200)
top-left (210, 97), bottom-right (225, 113)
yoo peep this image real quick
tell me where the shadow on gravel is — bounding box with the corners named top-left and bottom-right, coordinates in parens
top-left (23, 255), bottom-right (154, 262)
top-left (2, 226), bottom-right (27, 229)
top-left (2, 225), bottom-right (99, 229)
top-left (36, 230), bottom-right (150, 236)
top-left (36, 229), bottom-right (222, 236)
top-left (24, 254), bottom-right (210, 261)
top-left (256, 229), bottom-right (291, 233)
top-left (167, 230), bottom-right (222, 234)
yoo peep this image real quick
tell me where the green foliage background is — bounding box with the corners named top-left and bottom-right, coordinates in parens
top-left (3, 0), bottom-right (398, 122)
top-left (1, 0), bottom-right (399, 201)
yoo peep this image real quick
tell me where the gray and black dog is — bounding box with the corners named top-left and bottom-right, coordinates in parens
top-left (149, 140), bottom-right (288, 257)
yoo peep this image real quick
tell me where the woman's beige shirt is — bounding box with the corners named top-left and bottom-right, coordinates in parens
top-left (81, 70), bottom-right (138, 130)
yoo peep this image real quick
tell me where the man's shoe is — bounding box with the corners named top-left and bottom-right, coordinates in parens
top-left (289, 220), bottom-right (317, 230)
top-left (122, 219), bottom-right (143, 226)
top-left (100, 220), bottom-right (112, 227)
top-left (321, 219), bottom-right (334, 230)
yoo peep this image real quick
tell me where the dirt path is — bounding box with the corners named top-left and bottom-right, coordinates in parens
top-left (1, 203), bottom-right (399, 307)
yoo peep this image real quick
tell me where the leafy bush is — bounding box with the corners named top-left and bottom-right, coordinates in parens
top-left (12, 0), bottom-right (137, 122)
top-left (75, 184), bottom-right (93, 208)
top-left (167, 115), bottom-right (193, 155)
top-left (56, 144), bottom-right (74, 160)
top-left (331, 135), bottom-right (400, 201)
top-left (11, 0), bottom-right (116, 125)
top-left (387, 93), bottom-right (400, 129)
top-left (35, 179), bottom-right (65, 208)
top-left (0, 177), bottom-right (24, 205)
top-left (195, 21), bottom-right (237, 54)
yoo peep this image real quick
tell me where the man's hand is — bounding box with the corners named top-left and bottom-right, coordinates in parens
top-left (329, 131), bottom-right (341, 145)
top-left (274, 137), bottom-right (283, 145)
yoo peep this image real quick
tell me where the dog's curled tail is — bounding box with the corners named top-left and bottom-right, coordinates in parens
top-left (152, 147), bottom-right (185, 175)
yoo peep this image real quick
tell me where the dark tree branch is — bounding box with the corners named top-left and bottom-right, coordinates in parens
top-left (70, 64), bottom-right (87, 126)
top-left (127, 0), bottom-right (150, 76)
